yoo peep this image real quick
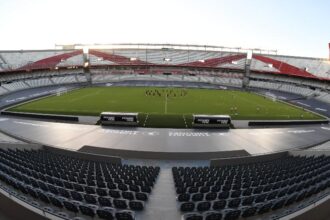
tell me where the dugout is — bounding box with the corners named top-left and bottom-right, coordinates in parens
top-left (100, 112), bottom-right (139, 126)
top-left (192, 114), bottom-right (231, 128)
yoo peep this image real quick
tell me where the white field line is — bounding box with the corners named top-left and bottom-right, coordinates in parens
top-left (182, 115), bottom-right (188, 128)
top-left (143, 114), bottom-right (149, 127)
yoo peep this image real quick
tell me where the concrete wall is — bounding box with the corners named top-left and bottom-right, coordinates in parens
top-left (210, 151), bottom-right (288, 167)
top-left (0, 190), bottom-right (47, 220)
top-left (44, 145), bottom-right (122, 164)
top-left (0, 143), bottom-right (42, 151)
top-left (289, 150), bottom-right (330, 157)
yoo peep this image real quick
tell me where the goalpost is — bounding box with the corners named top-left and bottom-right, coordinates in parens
top-left (56, 88), bottom-right (68, 96)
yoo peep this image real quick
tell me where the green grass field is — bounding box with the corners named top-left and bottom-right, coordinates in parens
top-left (8, 87), bottom-right (323, 128)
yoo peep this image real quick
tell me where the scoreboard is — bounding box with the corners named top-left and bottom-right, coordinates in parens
top-left (192, 115), bottom-right (231, 128)
top-left (100, 112), bottom-right (139, 126)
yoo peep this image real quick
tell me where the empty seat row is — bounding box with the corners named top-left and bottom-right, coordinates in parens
top-left (173, 155), bottom-right (330, 219)
top-left (0, 147), bottom-right (161, 219)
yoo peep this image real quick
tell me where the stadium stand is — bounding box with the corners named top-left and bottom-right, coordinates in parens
top-left (173, 154), bottom-right (330, 220)
top-left (0, 47), bottom-right (329, 80)
top-left (89, 50), bottom-right (150, 66)
top-left (56, 54), bottom-right (85, 68)
top-left (18, 50), bottom-right (83, 71)
top-left (259, 55), bottom-right (330, 79)
top-left (24, 78), bottom-right (53, 88)
top-left (0, 44), bottom-right (329, 220)
top-left (317, 92), bottom-right (330, 104)
top-left (252, 55), bottom-right (318, 79)
top-left (0, 86), bottom-right (8, 96)
top-left (248, 80), bottom-right (315, 97)
top-left (51, 75), bottom-right (79, 85)
top-left (75, 74), bottom-right (88, 83)
top-left (0, 146), bottom-right (160, 220)
top-left (0, 50), bottom-right (82, 71)
top-left (2, 81), bottom-right (30, 92)
top-left (179, 54), bottom-right (246, 68)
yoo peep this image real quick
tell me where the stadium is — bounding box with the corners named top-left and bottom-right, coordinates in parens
top-left (1, 1), bottom-right (330, 220)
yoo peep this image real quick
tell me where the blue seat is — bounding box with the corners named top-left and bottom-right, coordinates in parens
top-left (98, 196), bottom-right (112, 207)
top-left (79, 205), bottom-right (95, 217)
top-left (63, 200), bottom-right (79, 213)
top-left (180, 202), bottom-right (195, 212)
top-left (129, 200), bottom-right (144, 211)
top-left (115, 210), bottom-right (134, 220)
top-left (97, 208), bottom-right (114, 220)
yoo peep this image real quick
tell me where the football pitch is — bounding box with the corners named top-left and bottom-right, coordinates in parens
top-left (8, 87), bottom-right (323, 128)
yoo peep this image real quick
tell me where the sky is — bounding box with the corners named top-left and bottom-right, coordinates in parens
top-left (0, 0), bottom-right (329, 58)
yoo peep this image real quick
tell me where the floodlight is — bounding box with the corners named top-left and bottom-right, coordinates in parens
top-left (247, 51), bottom-right (253, 60)
top-left (83, 47), bottom-right (89, 54)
